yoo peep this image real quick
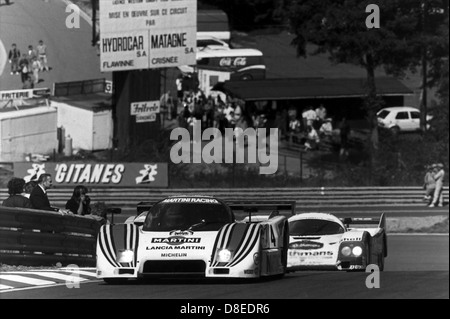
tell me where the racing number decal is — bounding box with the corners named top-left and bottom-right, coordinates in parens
top-left (270, 225), bottom-right (277, 247)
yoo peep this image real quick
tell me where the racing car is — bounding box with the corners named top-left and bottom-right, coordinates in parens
top-left (287, 212), bottom-right (387, 272)
top-left (96, 196), bottom-right (291, 283)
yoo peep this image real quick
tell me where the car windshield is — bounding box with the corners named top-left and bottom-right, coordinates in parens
top-left (143, 199), bottom-right (233, 232)
top-left (289, 219), bottom-right (345, 236)
top-left (377, 110), bottom-right (390, 119)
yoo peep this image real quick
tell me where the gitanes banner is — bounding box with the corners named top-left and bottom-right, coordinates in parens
top-left (14, 162), bottom-right (168, 188)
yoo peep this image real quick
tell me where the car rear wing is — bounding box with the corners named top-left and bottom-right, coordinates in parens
top-left (227, 201), bottom-right (296, 222)
top-left (341, 213), bottom-right (386, 229)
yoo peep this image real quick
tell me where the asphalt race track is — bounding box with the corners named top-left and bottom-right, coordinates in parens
top-left (1, 235), bottom-right (448, 299)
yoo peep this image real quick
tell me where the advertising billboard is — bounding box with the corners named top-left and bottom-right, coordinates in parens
top-left (100, 0), bottom-right (197, 72)
top-left (14, 162), bottom-right (169, 188)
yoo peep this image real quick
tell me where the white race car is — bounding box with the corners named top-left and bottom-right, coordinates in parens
top-left (97, 196), bottom-right (291, 283)
top-left (287, 213), bottom-right (387, 272)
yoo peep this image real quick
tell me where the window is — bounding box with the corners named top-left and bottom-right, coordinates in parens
top-left (410, 112), bottom-right (420, 120)
top-left (377, 110), bottom-right (390, 119)
top-left (395, 112), bottom-right (409, 120)
top-left (143, 202), bottom-right (233, 232)
top-left (289, 219), bottom-right (345, 236)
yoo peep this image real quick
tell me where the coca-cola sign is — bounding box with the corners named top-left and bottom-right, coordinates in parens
top-left (219, 57), bottom-right (247, 67)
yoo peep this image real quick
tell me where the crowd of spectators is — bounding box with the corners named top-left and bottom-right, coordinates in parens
top-left (161, 82), bottom-right (340, 153)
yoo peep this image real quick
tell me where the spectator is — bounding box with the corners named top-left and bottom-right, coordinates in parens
top-left (30, 173), bottom-right (66, 213)
top-left (27, 45), bottom-right (38, 65)
top-left (65, 185), bottom-right (92, 215)
top-left (302, 106), bottom-right (318, 129)
top-left (30, 56), bottom-right (40, 85)
top-left (304, 126), bottom-right (320, 151)
top-left (338, 117), bottom-right (351, 159)
top-left (23, 181), bottom-right (37, 199)
top-left (2, 178), bottom-right (33, 208)
top-left (423, 165), bottom-right (436, 203)
top-left (8, 43), bottom-right (21, 75)
top-left (37, 40), bottom-right (50, 72)
top-left (315, 104), bottom-right (327, 122)
top-left (319, 118), bottom-right (334, 138)
top-left (176, 74), bottom-right (184, 103)
top-left (288, 117), bottom-right (302, 144)
top-left (429, 163), bottom-right (445, 208)
top-left (18, 53), bottom-right (30, 84)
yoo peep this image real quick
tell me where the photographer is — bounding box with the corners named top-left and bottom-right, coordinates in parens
top-left (65, 185), bottom-right (91, 216)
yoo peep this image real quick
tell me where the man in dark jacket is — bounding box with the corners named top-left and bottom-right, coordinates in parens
top-left (30, 173), bottom-right (58, 211)
top-left (8, 43), bottom-right (21, 75)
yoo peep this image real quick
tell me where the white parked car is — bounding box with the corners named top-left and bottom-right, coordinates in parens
top-left (376, 106), bottom-right (431, 133)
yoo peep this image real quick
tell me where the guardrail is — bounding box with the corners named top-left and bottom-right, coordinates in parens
top-left (0, 206), bottom-right (103, 267)
top-left (1, 187), bottom-right (448, 210)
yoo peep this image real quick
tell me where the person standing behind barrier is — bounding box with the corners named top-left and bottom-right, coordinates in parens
top-left (338, 117), bottom-right (351, 159)
top-left (37, 40), bottom-right (50, 72)
top-left (429, 163), bottom-right (445, 207)
top-left (2, 178), bottom-right (33, 208)
top-left (65, 185), bottom-right (92, 216)
top-left (8, 43), bottom-right (21, 75)
top-left (30, 173), bottom-right (63, 212)
top-left (423, 165), bottom-right (436, 203)
top-left (18, 53), bottom-right (30, 84)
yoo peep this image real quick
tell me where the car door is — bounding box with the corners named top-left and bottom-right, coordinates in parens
top-left (409, 111), bottom-right (421, 131)
top-left (394, 111), bottom-right (411, 131)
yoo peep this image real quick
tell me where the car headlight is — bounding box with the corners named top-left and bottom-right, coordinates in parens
top-left (352, 246), bottom-right (363, 257)
top-left (217, 249), bottom-right (232, 263)
top-left (117, 250), bottom-right (134, 263)
top-left (341, 246), bottom-right (352, 257)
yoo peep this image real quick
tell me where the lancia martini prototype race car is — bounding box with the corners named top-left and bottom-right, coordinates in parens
top-left (287, 213), bottom-right (388, 272)
top-left (96, 196), bottom-right (291, 283)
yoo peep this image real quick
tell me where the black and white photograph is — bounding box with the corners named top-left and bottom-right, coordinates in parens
top-left (0, 0), bottom-right (448, 304)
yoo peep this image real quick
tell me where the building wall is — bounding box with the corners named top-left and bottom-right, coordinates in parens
top-left (0, 108), bottom-right (58, 162)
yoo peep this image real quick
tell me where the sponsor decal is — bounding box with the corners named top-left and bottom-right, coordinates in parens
top-left (289, 241), bottom-right (324, 250)
top-left (244, 269), bottom-right (254, 275)
top-left (170, 230), bottom-right (194, 236)
top-left (151, 236), bottom-right (201, 246)
top-left (219, 57), bottom-right (247, 68)
top-left (288, 251), bottom-right (334, 257)
top-left (342, 237), bottom-right (362, 242)
top-left (161, 253), bottom-right (188, 258)
top-left (146, 246), bottom-right (205, 250)
top-left (162, 198), bottom-right (220, 204)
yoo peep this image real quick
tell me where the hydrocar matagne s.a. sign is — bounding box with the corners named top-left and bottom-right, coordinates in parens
top-left (14, 162), bottom-right (168, 187)
top-left (100, 0), bottom-right (197, 71)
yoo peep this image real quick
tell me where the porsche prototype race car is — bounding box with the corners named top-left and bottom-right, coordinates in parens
top-left (96, 196), bottom-right (291, 283)
top-left (287, 213), bottom-right (387, 272)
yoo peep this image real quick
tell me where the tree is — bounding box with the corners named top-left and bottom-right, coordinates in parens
top-left (286, 0), bottom-right (448, 155)
top-left (199, 0), bottom-right (286, 30)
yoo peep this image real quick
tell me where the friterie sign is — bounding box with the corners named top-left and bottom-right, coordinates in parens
top-left (100, 0), bottom-right (197, 72)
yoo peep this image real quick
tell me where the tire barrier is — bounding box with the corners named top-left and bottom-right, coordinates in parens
top-left (0, 206), bottom-right (102, 267)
